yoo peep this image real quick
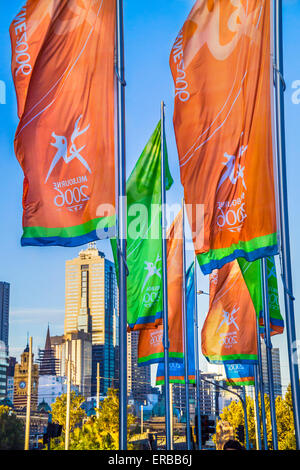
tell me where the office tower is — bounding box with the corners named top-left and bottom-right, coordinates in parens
top-left (0, 282), bottom-right (10, 354)
top-left (13, 342), bottom-right (39, 410)
top-left (0, 341), bottom-right (8, 400)
top-left (64, 243), bottom-right (118, 396)
top-left (261, 342), bottom-right (282, 398)
top-left (38, 325), bottom-right (58, 376)
top-left (37, 326), bottom-right (69, 407)
top-left (6, 357), bottom-right (16, 404)
top-left (127, 331), bottom-right (151, 404)
top-left (51, 331), bottom-right (92, 397)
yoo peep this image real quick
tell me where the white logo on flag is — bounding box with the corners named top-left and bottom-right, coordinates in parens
top-left (217, 145), bottom-right (247, 191)
top-left (217, 306), bottom-right (240, 332)
top-left (217, 305), bottom-right (240, 349)
top-left (142, 254), bottom-right (162, 292)
top-left (150, 331), bottom-right (163, 346)
top-left (45, 115), bottom-right (91, 183)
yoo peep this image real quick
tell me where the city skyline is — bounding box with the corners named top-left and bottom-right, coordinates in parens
top-left (0, 0), bottom-right (299, 394)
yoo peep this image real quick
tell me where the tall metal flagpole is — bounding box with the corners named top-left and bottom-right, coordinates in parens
top-left (257, 318), bottom-right (268, 450)
top-left (161, 101), bottom-right (171, 450)
top-left (170, 383), bottom-right (174, 450)
top-left (96, 362), bottom-right (100, 419)
top-left (253, 365), bottom-right (262, 450)
top-left (65, 355), bottom-right (71, 451)
top-left (261, 258), bottom-right (278, 450)
top-left (194, 253), bottom-right (202, 450)
top-left (273, 0), bottom-right (300, 449)
top-left (242, 387), bottom-right (250, 450)
top-left (182, 199), bottom-right (191, 450)
top-left (116, 0), bottom-right (127, 451)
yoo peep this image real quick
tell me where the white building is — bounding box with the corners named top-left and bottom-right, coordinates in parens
top-left (38, 375), bottom-right (79, 407)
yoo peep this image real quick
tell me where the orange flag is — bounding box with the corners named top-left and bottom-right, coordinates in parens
top-left (201, 259), bottom-right (258, 364)
top-left (10, 0), bottom-right (116, 246)
top-left (170, 0), bottom-right (277, 274)
top-left (138, 210), bottom-right (184, 365)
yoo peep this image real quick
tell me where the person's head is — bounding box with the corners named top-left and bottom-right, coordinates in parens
top-left (223, 439), bottom-right (245, 451)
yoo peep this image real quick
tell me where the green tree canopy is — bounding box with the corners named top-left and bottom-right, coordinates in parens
top-left (0, 405), bottom-right (24, 450)
top-left (218, 386), bottom-right (296, 450)
top-left (51, 391), bottom-right (86, 433)
top-left (51, 388), bottom-right (136, 450)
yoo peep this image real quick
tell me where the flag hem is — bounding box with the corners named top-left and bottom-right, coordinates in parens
top-left (127, 313), bottom-right (163, 331)
top-left (21, 215), bottom-right (115, 247)
top-left (138, 352), bottom-right (184, 366)
top-left (197, 233), bottom-right (278, 275)
top-left (205, 354), bottom-right (258, 364)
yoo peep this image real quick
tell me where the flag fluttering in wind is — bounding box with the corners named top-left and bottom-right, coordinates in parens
top-left (138, 210), bottom-right (183, 366)
top-left (170, 0), bottom-right (277, 275)
top-left (201, 259), bottom-right (258, 364)
top-left (10, 0), bottom-right (116, 246)
top-left (156, 261), bottom-right (196, 385)
top-left (156, 360), bottom-right (195, 385)
top-left (111, 122), bottom-right (173, 330)
top-left (238, 256), bottom-right (284, 336)
top-left (224, 363), bottom-right (255, 387)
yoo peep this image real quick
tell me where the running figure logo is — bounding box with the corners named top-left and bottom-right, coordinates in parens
top-left (217, 144), bottom-right (247, 192)
top-left (45, 115), bottom-right (91, 183)
top-left (267, 258), bottom-right (276, 280)
top-left (217, 306), bottom-right (240, 332)
top-left (142, 254), bottom-right (162, 291)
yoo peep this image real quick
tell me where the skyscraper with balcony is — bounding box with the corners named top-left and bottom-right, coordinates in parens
top-left (260, 342), bottom-right (282, 398)
top-left (0, 341), bottom-right (8, 400)
top-left (127, 331), bottom-right (151, 404)
top-left (64, 243), bottom-right (118, 396)
top-left (0, 282), bottom-right (10, 355)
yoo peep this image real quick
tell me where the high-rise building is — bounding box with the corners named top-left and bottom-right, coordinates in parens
top-left (38, 325), bottom-right (58, 376)
top-left (260, 342), bottom-right (282, 398)
top-left (64, 243), bottom-right (118, 396)
top-left (36, 326), bottom-right (80, 406)
top-left (51, 331), bottom-right (92, 397)
top-left (0, 282), bottom-right (10, 354)
top-left (0, 341), bottom-right (8, 400)
top-left (6, 356), bottom-right (16, 404)
top-left (38, 374), bottom-right (79, 407)
top-left (127, 331), bottom-right (151, 404)
top-left (13, 342), bottom-right (39, 410)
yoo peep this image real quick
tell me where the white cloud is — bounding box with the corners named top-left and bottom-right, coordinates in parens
top-left (10, 307), bottom-right (64, 323)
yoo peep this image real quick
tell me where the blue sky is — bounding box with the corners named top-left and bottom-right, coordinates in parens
top-left (0, 0), bottom-right (299, 391)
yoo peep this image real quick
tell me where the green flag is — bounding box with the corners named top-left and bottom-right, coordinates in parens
top-left (237, 256), bottom-right (284, 336)
top-left (111, 122), bottom-right (173, 330)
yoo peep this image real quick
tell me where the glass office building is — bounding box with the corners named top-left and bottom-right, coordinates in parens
top-left (64, 243), bottom-right (118, 396)
top-left (0, 282), bottom-right (9, 355)
top-left (0, 341), bottom-right (8, 399)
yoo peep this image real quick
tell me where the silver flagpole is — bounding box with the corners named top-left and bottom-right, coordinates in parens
top-left (273, 0), bottom-right (300, 449)
top-left (194, 253), bottom-right (202, 450)
top-left (116, 0), bottom-right (127, 450)
top-left (253, 365), bottom-right (262, 450)
top-left (161, 101), bottom-right (171, 450)
top-left (257, 317), bottom-right (268, 450)
top-left (242, 387), bottom-right (250, 450)
top-left (182, 199), bottom-right (191, 450)
top-left (261, 258), bottom-right (278, 450)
